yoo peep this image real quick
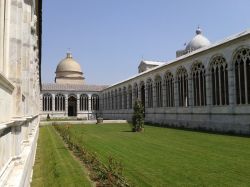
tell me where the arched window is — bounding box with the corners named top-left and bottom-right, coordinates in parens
top-left (164, 71), bottom-right (174, 107)
top-left (155, 76), bottom-right (162, 107)
top-left (128, 85), bottom-right (132, 109)
top-left (80, 94), bottom-right (88, 111)
top-left (176, 66), bottom-right (189, 107)
top-left (115, 89), bottom-right (118, 109)
top-left (108, 92), bottom-right (111, 110)
top-left (111, 90), bottom-right (114, 110)
top-left (140, 81), bottom-right (145, 108)
top-left (210, 56), bottom-right (229, 105)
top-left (234, 48), bottom-right (250, 104)
top-left (42, 93), bottom-right (52, 111)
top-left (191, 62), bottom-right (206, 106)
top-left (55, 94), bottom-right (65, 111)
top-left (134, 83), bottom-right (138, 101)
top-left (91, 94), bottom-right (99, 110)
top-left (119, 88), bottom-right (122, 109)
top-left (123, 87), bottom-right (127, 109)
top-left (147, 79), bottom-right (153, 108)
top-left (104, 93), bottom-right (107, 110)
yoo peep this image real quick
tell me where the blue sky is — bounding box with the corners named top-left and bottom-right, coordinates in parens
top-left (42, 0), bottom-right (250, 85)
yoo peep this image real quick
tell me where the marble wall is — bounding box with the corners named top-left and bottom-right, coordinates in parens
top-left (0, 0), bottom-right (41, 186)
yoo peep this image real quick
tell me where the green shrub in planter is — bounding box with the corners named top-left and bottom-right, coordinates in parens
top-left (131, 100), bottom-right (144, 132)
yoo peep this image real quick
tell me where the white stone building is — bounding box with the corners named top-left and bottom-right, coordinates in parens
top-left (101, 28), bottom-right (250, 135)
top-left (40, 53), bottom-right (107, 120)
top-left (0, 0), bottom-right (42, 186)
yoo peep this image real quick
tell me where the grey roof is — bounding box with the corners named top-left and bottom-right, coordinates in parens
top-left (42, 83), bottom-right (108, 92)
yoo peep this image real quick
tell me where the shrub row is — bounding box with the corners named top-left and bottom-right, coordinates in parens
top-left (53, 124), bottom-right (130, 187)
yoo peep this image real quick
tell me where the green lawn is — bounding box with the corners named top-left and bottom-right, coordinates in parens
top-left (32, 126), bottom-right (92, 187)
top-left (65, 124), bottom-right (250, 187)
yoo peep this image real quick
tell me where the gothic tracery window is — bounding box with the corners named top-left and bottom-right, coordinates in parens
top-left (123, 87), bottom-right (127, 109)
top-left (115, 89), bottom-right (118, 109)
top-left (80, 94), bottom-right (88, 111)
top-left (119, 88), bottom-right (122, 109)
top-left (191, 62), bottom-right (206, 106)
top-left (147, 78), bottom-right (153, 108)
top-left (234, 48), bottom-right (250, 104)
top-left (108, 92), bottom-right (111, 110)
top-left (128, 85), bottom-right (132, 109)
top-left (91, 94), bottom-right (99, 110)
top-left (55, 93), bottom-right (65, 111)
top-left (42, 93), bottom-right (52, 111)
top-left (155, 76), bottom-right (163, 107)
top-left (210, 56), bottom-right (229, 105)
top-left (111, 90), bottom-right (114, 110)
top-left (134, 83), bottom-right (138, 101)
top-left (176, 66), bottom-right (189, 107)
top-left (164, 71), bottom-right (175, 107)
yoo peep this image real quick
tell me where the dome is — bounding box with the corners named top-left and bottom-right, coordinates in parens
top-left (56, 53), bottom-right (82, 73)
top-left (55, 52), bottom-right (84, 84)
top-left (185, 27), bottom-right (211, 51)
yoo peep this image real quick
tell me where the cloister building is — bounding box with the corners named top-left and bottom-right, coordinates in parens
top-left (40, 52), bottom-right (107, 120)
top-left (40, 27), bottom-right (250, 135)
top-left (101, 28), bottom-right (250, 134)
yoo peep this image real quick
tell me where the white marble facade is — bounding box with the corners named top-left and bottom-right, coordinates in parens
top-left (0, 0), bottom-right (41, 186)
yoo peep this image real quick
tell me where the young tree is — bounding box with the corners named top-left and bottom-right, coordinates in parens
top-left (131, 100), bottom-right (144, 132)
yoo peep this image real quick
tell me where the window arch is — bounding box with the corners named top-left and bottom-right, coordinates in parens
top-left (176, 66), bottom-right (189, 107)
top-left (210, 56), bottom-right (229, 105)
top-left (117, 88), bottom-right (121, 109)
top-left (104, 93), bottom-right (107, 110)
top-left (114, 89), bottom-right (118, 109)
top-left (128, 85), bottom-right (132, 109)
top-left (91, 94), bottom-right (99, 110)
top-left (191, 62), bottom-right (206, 106)
top-left (108, 92), bottom-right (111, 110)
top-left (234, 48), bottom-right (250, 104)
top-left (164, 71), bottom-right (174, 107)
top-left (42, 93), bottom-right (52, 111)
top-left (133, 83), bottom-right (138, 101)
top-left (80, 94), bottom-right (88, 111)
top-left (111, 90), bottom-right (114, 110)
top-left (147, 78), bottom-right (153, 108)
top-left (123, 87), bottom-right (127, 109)
top-left (140, 81), bottom-right (145, 108)
top-left (155, 75), bottom-right (163, 107)
top-left (55, 93), bottom-right (65, 111)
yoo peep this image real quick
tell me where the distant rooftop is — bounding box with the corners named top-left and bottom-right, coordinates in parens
top-left (42, 83), bottom-right (108, 92)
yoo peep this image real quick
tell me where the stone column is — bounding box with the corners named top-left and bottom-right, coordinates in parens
top-left (153, 84), bottom-right (157, 108)
top-left (188, 77), bottom-right (193, 107)
top-left (65, 94), bottom-right (68, 117)
top-left (228, 66), bottom-right (236, 111)
top-left (77, 94), bottom-right (80, 116)
top-left (52, 93), bottom-right (55, 112)
top-left (174, 78), bottom-right (179, 107)
top-left (206, 72), bottom-right (212, 110)
top-left (162, 82), bottom-right (166, 107)
top-left (0, 0), bottom-right (4, 72)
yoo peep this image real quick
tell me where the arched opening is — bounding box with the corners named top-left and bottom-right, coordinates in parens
top-left (68, 96), bottom-right (77, 116)
top-left (140, 82), bottom-right (145, 108)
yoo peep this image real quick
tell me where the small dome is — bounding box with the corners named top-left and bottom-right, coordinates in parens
top-left (185, 27), bottom-right (211, 51)
top-left (56, 53), bottom-right (82, 73)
